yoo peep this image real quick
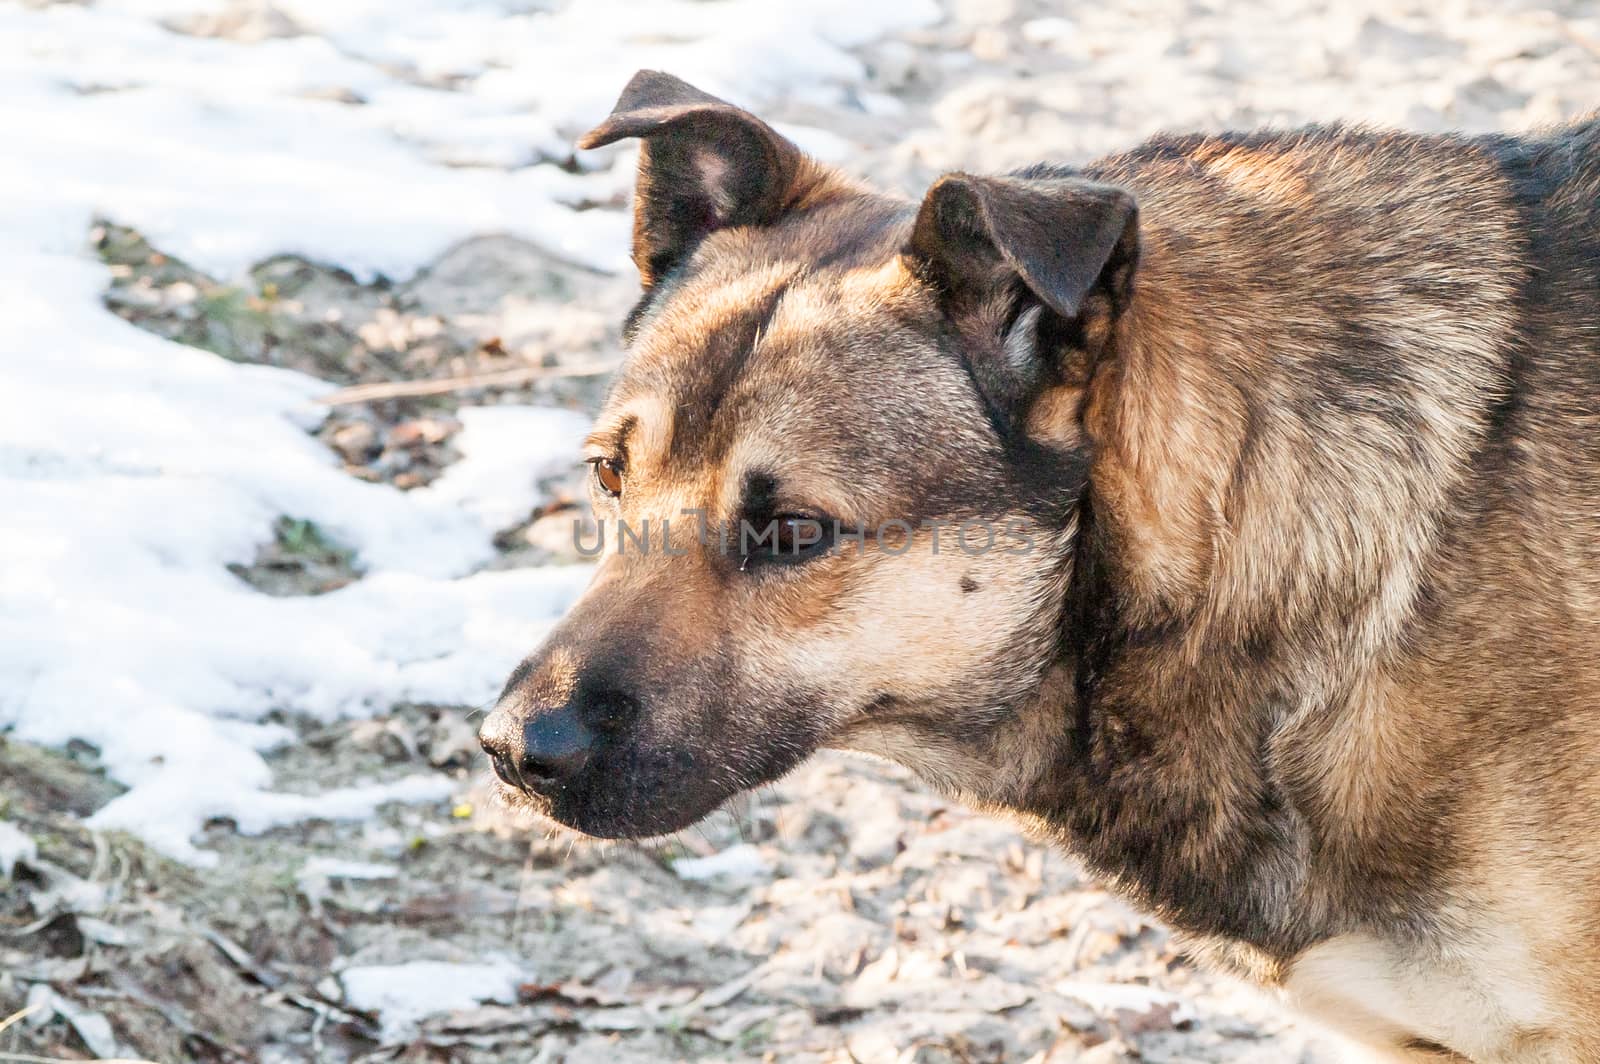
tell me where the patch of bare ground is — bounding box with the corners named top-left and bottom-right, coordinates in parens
top-left (3, 715), bottom-right (1312, 1063)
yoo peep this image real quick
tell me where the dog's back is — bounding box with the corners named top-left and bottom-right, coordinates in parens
top-left (1208, 117), bottom-right (1599, 1059)
top-left (1012, 118), bottom-right (1600, 1058)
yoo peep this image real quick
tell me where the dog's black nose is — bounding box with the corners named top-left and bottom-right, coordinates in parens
top-left (479, 703), bottom-right (594, 794)
top-left (517, 707), bottom-right (593, 785)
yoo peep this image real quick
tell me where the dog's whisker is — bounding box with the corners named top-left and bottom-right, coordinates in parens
top-left (762, 783), bottom-right (789, 842)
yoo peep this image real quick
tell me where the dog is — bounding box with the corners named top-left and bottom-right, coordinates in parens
top-left (478, 69), bottom-right (1600, 1061)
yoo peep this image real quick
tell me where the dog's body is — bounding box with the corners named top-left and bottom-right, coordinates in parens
top-left (480, 71), bottom-right (1600, 1062)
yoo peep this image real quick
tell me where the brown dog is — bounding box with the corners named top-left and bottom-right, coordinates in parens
top-left (479, 70), bottom-right (1600, 1061)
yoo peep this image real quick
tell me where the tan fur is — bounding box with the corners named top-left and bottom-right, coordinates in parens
top-left (1193, 142), bottom-right (1315, 205)
top-left (484, 76), bottom-right (1600, 1062)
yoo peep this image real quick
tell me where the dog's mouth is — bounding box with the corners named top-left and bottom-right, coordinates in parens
top-left (488, 776), bottom-right (724, 840)
top-left (486, 731), bottom-right (815, 840)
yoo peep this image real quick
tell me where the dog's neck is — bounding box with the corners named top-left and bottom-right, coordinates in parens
top-left (931, 240), bottom-right (1450, 960)
top-left (921, 501), bottom-right (1318, 966)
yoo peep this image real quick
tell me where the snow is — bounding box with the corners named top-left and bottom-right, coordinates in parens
top-left (0, 267), bottom-right (592, 862)
top-left (1054, 980), bottom-right (1199, 1025)
top-left (672, 843), bottom-right (773, 884)
top-left (25, 986), bottom-right (120, 1060)
top-left (297, 857), bottom-right (402, 905)
top-left (0, 821), bottom-right (39, 879)
top-left (1, 0), bottom-right (937, 280)
top-left (0, 0), bottom-right (938, 863)
top-left (340, 959), bottom-right (526, 1040)
top-left (1020, 17), bottom-right (1076, 48)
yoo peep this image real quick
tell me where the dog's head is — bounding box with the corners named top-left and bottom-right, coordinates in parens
top-left (479, 70), bottom-right (1140, 837)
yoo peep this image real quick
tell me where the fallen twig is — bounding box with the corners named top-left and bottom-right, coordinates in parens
top-left (279, 991), bottom-right (380, 1040)
top-left (0, 1054), bottom-right (161, 1064)
top-left (316, 358), bottom-right (622, 406)
top-left (200, 927), bottom-right (284, 990)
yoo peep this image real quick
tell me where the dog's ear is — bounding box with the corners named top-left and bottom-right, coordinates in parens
top-left (907, 170), bottom-right (1139, 421)
top-left (580, 70), bottom-right (819, 288)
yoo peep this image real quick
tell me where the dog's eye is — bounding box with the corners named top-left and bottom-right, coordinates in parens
top-left (740, 512), bottom-right (835, 570)
top-left (591, 457), bottom-right (624, 497)
top-left (772, 515), bottom-right (824, 554)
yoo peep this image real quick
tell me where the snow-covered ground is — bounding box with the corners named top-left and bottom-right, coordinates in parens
top-left (0, 0), bottom-right (938, 864)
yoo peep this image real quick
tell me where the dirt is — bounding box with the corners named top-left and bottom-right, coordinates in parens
top-left (8, 0), bottom-right (1600, 1061)
top-left (0, 731), bottom-right (1313, 1064)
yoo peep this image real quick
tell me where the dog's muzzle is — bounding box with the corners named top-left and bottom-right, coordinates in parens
top-left (478, 671), bottom-right (643, 798)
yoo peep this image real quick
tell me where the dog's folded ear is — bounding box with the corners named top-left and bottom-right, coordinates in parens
top-left (580, 70), bottom-right (825, 288)
top-left (907, 170), bottom-right (1139, 419)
